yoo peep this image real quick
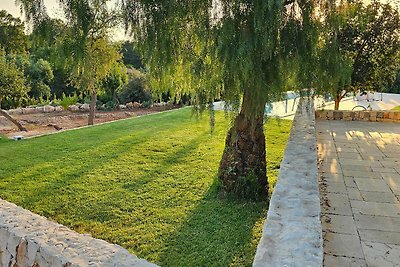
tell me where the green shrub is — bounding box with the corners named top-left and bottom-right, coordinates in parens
top-left (50, 99), bottom-right (61, 106)
top-left (60, 92), bottom-right (78, 110)
top-left (142, 100), bottom-right (153, 108)
top-left (83, 95), bottom-right (91, 104)
top-left (37, 96), bottom-right (50, 106)
top-left (96, 99), bottom-right (104, 110)
top-left (105, 100), bottom-right (118, 110)
top-left (117, 76), bottom-right (151, 104)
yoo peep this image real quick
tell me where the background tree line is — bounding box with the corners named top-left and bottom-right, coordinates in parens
top-left (0, 9), bottom-right (152, 116)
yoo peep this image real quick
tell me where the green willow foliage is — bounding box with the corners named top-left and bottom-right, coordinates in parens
top-left (15, 0), bottom-right (48, 25)
top-left (121, 0), bottom-right (332, 115)
top-left (317, 3), bottom-right (354, 103)
top-left (317, 0), bottom-right (400, 109)
top-left (0, 50), bottom-right (29, 107)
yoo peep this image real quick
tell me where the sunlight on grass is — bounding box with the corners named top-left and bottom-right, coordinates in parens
top-left (0, 108), bottom-right (291, 266)
top-left (392, 105), bottom-right (400, 111)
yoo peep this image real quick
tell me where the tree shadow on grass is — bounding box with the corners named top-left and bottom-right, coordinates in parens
top-left (121, 132), bottom-right (209, 193)
top-left (0, 127), bottom-right (160, 213)
top-left (23, 129), bottom-right (212, 226)
top-left (77, 132), bottom-right (212, 223)
top-left (156, 180), bottom-right (267, 267)
top-left (91, 131), bottom-right (267, 267)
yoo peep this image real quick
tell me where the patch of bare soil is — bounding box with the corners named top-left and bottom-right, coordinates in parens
top-left (0, 105), bottom-right (181, 138)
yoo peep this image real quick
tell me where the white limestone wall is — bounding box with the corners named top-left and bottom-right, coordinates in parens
top-left (0, 199), bottom-right (158, 267)
top-left (253, 98), bottom-right (323, 267)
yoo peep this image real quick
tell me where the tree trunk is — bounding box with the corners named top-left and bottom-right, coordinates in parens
top-left (88, 91), bottom-right (97, 125)
top-left (0, 106), bottom-right (27, 132)
top-left (218, 91), bottom-right (267, 200)
top-left (334, 98), bottom-right (340, 110)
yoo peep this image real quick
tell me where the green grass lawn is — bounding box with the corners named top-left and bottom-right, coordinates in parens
top-left (0, 108), bottom-right (291, 266)
top-left (392, 105), bottom-right (400, 111)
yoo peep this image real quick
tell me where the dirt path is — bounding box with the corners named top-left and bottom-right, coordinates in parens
top-left (0, 106), bottom-right (181, 138)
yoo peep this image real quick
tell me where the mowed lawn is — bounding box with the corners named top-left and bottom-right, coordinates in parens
top-left (392, 105), bottom-right (400, 111)
top-left (0, 108), bottom-right (291, 266)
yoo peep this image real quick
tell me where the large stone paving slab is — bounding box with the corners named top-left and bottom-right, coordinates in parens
top-left (323, 255), bottom-right (367, 267)
top-left (317, 120), bottom-right (400, 267)
top-left (362, 241), bottom-right (400, 267)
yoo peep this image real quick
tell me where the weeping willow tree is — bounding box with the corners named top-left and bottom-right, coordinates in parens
top-left (121, 0), bottom-right (329, 199)
top-left (17, 0), bottom-right (121, 125)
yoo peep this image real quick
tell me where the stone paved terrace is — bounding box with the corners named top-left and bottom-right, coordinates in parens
top-left (317, 120), bottom-right (400, 266)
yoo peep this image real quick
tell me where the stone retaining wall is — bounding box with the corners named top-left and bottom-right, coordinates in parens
top-left (253, 98), bottom-right (323, 267)
top-left (6, 102), bottom-right (170, 115)
top-left (0, 199), bottom-right (158, 267)
top-left (315, 110), bottom-right (400, 122)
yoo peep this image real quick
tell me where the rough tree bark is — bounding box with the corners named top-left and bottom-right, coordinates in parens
top-left (218, 91), bottom-right (268, 200)
top-left (88, 90), bottom-right (97, 125)
top-left (0, 99), bottom-right (27, 132)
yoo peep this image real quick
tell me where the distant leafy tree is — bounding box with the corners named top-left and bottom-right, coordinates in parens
top-left (102, 62), bottom-right (128, 103)
top-left (27, 58), bottom-right (54, 99)
top-left (62, 36), bottom-right (121, 123)
top-left (0, 10), bottom-right (29, 54)
top-left (120, 41), bottom-right (143, 69)
top-left (18, 0), bottom-right (122, 125)
top-left (12, 54), bottom-right (54, 99)
top-left (30, 18), bottom-right (65, 59)
top-left (117, 72), bottom-right (151, 104)
top-left (320, 0), bottom-right (400, 110)
top-left (0, 50), bottom-right (29, 131)
top-left (346, 1), bottom-right (400, 92)
top-left (318, 2), bottom-right (354, 110)
top-left (318, 38), bottom-right (353, 110)
top-left (28, 18), bottom-right (78, 98)
top-left (388, 69), bottom-right (400, 94)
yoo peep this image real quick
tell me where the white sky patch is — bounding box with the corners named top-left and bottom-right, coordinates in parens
top-left (1, 0), bottom-right (399, 41)
top-left (0, 0), bottom-right (129, 41)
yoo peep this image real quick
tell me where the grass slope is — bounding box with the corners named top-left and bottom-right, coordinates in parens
top-left (392, 105), bottom-right (400, 111)
top-left (0, 108), bottom-right (291, 266)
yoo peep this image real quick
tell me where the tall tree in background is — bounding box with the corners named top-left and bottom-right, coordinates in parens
top-left (29, 18), bottom-right (79, 98)
top-left (320, 0), bottom-right (400, 110)
top-left (0, 50), bottom-right (29, 131)
top-left (346, 1), bottom-right (400, 92)
top-left (120, 41), bottom-right (143, 69)
top-left (102, 61), bottom-right (128, 103)
top-left (0, 10), bottom-right (29, 54)
top-left (318, 2), bottom-right (354, 110)
top-left (59, 34), bottom-right (121, 124)
top-left (17, 0), bottom-right (122, 125)
top-left (121, 0), bottom-right (327, 199)
top-left (30, 18), bottom-right (65, 59)
top-left (27, 58), bottom-right (54, 99)
top-left (14, 55), bottom-right (55, 99)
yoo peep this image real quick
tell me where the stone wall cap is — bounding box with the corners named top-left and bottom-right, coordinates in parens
top-left (0, 199), bottom-right (158, 267)
top-left (253, 98), bottom-right (323, 267)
